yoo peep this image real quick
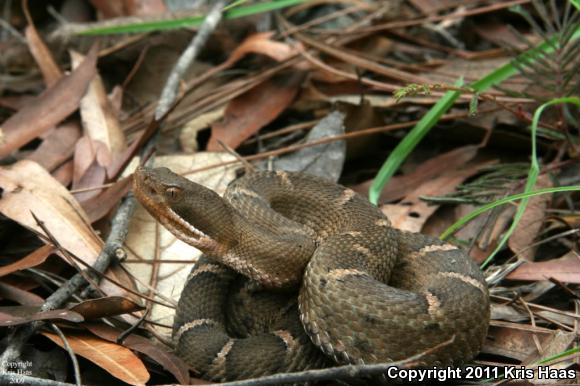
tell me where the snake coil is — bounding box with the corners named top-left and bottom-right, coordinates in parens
top-left (133, 167), bottom-right (490, 382)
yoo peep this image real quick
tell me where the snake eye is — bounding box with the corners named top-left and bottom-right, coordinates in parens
top-left (165, 186), bottom-right (182, 199)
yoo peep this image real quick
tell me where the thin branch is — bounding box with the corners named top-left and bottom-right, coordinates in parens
top-left (50, 323), bottom-right (81, 386)
top-left (0, 196), bottom-right (136, 372)
top-left (183, 107), bottom-right (500, 177)
top-left (215, 337), bottom-right (455, 386)
top-left (156, 0), bottom-right (227, 120)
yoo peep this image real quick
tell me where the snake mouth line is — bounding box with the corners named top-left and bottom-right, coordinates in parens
top-left (164, 207), bottom-right (209, 241)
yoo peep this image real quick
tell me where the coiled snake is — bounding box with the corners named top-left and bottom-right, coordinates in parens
top-left (133, 167), bottom-right (490, 382)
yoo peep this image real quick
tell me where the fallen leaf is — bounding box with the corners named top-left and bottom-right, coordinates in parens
top-left (24, 24), bottom-right (62, 86)
top-left (0, 160), bottom-right (102, 264)
top-left (473, 20), bottom-right (529, 50)
top-left (179, 107), bottom-right (226, 153)
top-left (72, 136), bottom-right (109, 183)
top-left (382, 160), bottom-right (495, 232)
top-left (80, 176), bottom-right (132, 223)
top-left (91, 0), bottom-right (166, 18)
top-left (85, 323), bottom-right (193, 385)
top-left (227, 32), bottom-right (302, 64)
top-left (71, 50), bottom-right (126, 165)
top-left (52, 159), bottom-right (74, 186)
top-left (0, 245), bottom-right (53, 277)
top-left (208, 72), bottom-right (305, 150)
top-left (0, 44), bottom-right (97, 158)
top-left (0, 306), bottom-right (83, 326)
top-left (0, 281), bottom-right (44, 306)
top-left (507, 251), bottom-right (580, 283)
top-left (26, 122), bottom-right (82, 172)
top-left (523, 330), bottom-right (576, 385)
top-left (70, 49), bottom-right (126, 202)
top-left (0, 160), bottom-right (133, 299)
top-left (482, 324), bottom-right (557, 361)
top-left (42, 330), bottom-right (150, 386)
top-left (263, 110), bottom-right (346, 182)
top-left (70, 297), bottom-right (144, 320)
top-left (352, 146), bottom-right (480, 203)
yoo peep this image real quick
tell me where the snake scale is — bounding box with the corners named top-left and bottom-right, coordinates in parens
top-left (133, 167), bottom-right (490, 382)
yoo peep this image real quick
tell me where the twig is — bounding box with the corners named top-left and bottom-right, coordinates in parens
top-left (0, 197), bottom-right (136, 373)
top-left (31, 212), bottom-right (106, 299)
top-left (218, 139), bottom-right (255, 173)
top-left (215, 337), bottom-right (455, 386)
top-left (0, 0), bottom-right (226, 367)
top-left (340, 0), bottom-right (531, 35)
top-left (117, 308), bottom-right (150, 344)
top-left (156, 0), bottom-right (227, 120)
top-left (183, 107), bottom-right (500, 177)
top-left (50, 323), bottom-right (81, 386)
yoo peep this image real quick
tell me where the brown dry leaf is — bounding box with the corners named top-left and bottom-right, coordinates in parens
top-left (352, 146), bottom-right (480, 203)
top-left (85, 323), bottom-right (194, 385)
top-left (427, 57), bottom-right (526, 94)
top-left (80, 176), bottom-right (132, 223)
top-left (72, 136), bottom-right (110, 183)
top-left (227, 32), bottom-right (302, 64)
top-left (0, 306), bottom-right (83, 326)
top-left (42, 330), bottom-right (150, 386)
top-left (71, 139), bottom-right (109, 203)
top-left (0, 245), bottom-right (53, 277)
top-left (208, 72), bottom-right (305, 150)
top-left (124, 152), bottom-right (237, 337)
top-left (523, 330), bottom-right (575, 366)
top-left (71, 50), bottom-right (126, 159)
top-left (179, 107), bottom-right (226, 153)
top-left (473, 20), bottom-right (533, 50)
top-left (382, 160), bottom-right (495, 232)
top-left (482, 324), bottom-right (557, 361)
top-left (0, 281), bottom-right (44, 306)
top-left (91, 0), bottom-right (166, 18)
top-left (0, 95), bottom-right (35, 111)
top-left (24, 24), bottom-right (62, 86)
top-left (70, 50), bottom-right (126, 202)
top-left (523, 330), bottom-right (576, 385)
top-left (0, 45), bottom-right (97, 158)
top-left (0, 160), bottom-right (131, 299)
top-left (52, 160), bottom-right (75, 186)
top-left (26, 122), bottom-right (82, 172)
top-left (298, 32), bottom-right (430, 84)
top-left (70, 297), bottom-right (144, 320)
top-left (508, 175), bottom-right (553, 261)
top-left (0, 160), bottom-right (102, 263)
top-left (507, 251), bottom-right (580, 284)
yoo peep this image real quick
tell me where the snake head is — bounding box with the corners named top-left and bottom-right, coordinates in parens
top-left (133, 166), bottom-right (237, 255)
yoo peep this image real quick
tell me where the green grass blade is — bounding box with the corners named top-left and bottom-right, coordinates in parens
top-left (440, 185), bottom-right (580, 240)
top-left (369, 26), bottom-right (580, 204)
top-left (482, 96), bottom-right (579, 268)
top-left (368, 79), bottom-right (463, 205)
top-left (79, 0), bottom-right (307, 35)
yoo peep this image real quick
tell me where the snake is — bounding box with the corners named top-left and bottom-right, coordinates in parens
top-left (133, 166), bottom-right (490, 382)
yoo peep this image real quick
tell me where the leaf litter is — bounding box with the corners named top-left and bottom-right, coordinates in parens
top-left (1, 1), bottom-right (579, 385)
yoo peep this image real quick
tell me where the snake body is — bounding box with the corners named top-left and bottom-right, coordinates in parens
top-left (133, 167), bottom-right (490, 381)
